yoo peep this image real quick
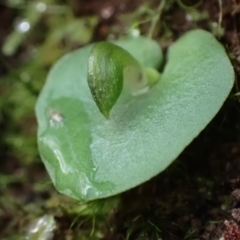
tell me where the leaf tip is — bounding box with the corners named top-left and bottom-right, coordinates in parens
top-left (102, 110), bottom-right (110, 119)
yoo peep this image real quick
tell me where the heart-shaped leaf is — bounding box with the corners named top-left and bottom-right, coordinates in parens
top-left (36, 30), bottom-right (234, 201)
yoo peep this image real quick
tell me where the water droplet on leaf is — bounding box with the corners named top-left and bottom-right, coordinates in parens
top-left (49, 110), bottom-right (64, 127)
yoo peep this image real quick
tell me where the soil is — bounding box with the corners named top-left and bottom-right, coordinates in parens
top-left (1, 0), bottom-right (240, 239)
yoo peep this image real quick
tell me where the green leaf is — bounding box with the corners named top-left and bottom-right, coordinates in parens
top-left (36, 30), bottom-right (234, 201)
top-left (87, 42), bottom-right (146, 118)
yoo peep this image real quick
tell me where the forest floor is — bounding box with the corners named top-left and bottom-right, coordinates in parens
top-left (1, 0), bottom-right (240, 239)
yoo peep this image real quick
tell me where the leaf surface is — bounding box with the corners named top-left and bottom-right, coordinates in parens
top-left (36, 31), bottom-right (234, 201)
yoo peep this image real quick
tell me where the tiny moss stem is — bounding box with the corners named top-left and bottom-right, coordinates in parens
top-left (176, 0), bottom-right (202, 10)
top-left (218, 0), bottom-right (223, 35)
top-left (147, 0), bottom-right (166, 39)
